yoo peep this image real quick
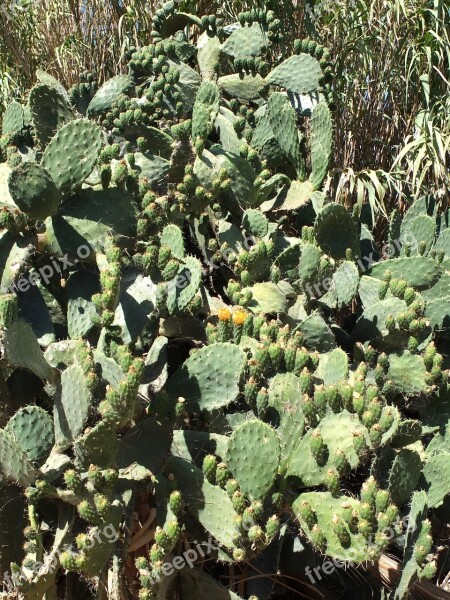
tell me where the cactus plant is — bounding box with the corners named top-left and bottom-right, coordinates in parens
top-left (0, 3), bottom-right (449, 599)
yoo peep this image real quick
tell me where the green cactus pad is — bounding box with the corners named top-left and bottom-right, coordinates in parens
top-left (293, 491), bottom-right (373, 562)
top-left (0, 232), bottom-right (39, 293)
top-left (388, 448), bottom-right (422, 507)
top-left (226, 420), bottom-right (280, 500)
top-left (352, 297), bottom-right (408, 342)
top-left (400, 215), bottom-right (435, 256)
top-left (333, 261), bottom-right (359, 307)
top-left (0, 428), bottom-right (38, 486)
top-left (286, 411), bottom-right (369, 485)
top-left (54, 364), bottom-right (92, 450)
top-left (166, 256), bottom-right (202, 313)
top-left (4, 320), bottom-right (54, 381)
top-left (36, 69), bottom-right (70, 98)
top-left (425, 295), bottom-right (450, 329)
top-left (164, 342), bottom-right (246, 412)
top-left (29, 83), bottom-right (75, 146)
top-left (299, 242), bottom-right (321, 285)
top-left (367, 257), bottom-right (440, 289)
top-left (422, 452), bottom-right (450, 508)
top-left (67, 271), bottom-right (99, 339)
top-left (8, 162), bottom-right (60, 219)
top-left (43, 187), bottom-right (137, 256)
top-left (310, 101), bottom-right (332, 190)
top-left (41, 118), bottom-right (102, 195)
top-left (161, 224), bottom-right (185, 260)
top-left (315, 204), bottom-right (359, 260)
top-left (134, 125), bottom-right (174, 158)
top-left (433, 227), bottom-right (450, 257)
top-left (266, 54), bottom-right (322, 95)
top-left (242, 209), bottom-right (269, 238)
top-left (197, 32), bottom-right (222, 80)
top-left (171, 430), bottom-right (229, 465)
top-left (273, 179), bottom-right (314, 212)
top-left (218, 74), bottom-right (266, 103)
top-left (73, 420), bottom-right (118, 469)
top-left (317, 348), bottom-right (349, 385)
top-left (87, 74), bottom-right (133, 116)
top-left (387, 353), bottom-right (427, 394)
top-left (2, 101), bottom-right (24, 135)
top-left (299, 313), bottom-right (335, 352)
top-left (133, 152), bottom-right (170, 188)
top-left (118, 417), bottom-right (173, 473)
top-left (5, 406), bottom-right (53, 466)
top-left (165, 456), bottom-right (238, 549)
top-left (267, 92), bottom-right (303, 176)
top-left (222, 23), bottom-right (267, 59)
top-left (192, 81), bottom-right (220, 145)
top-left (215, 111), bottom-right (243, 154)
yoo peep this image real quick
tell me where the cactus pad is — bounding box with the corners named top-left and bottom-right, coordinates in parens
top-left (266, 54), bottom-right (322, 95)
top-left (226, 420), bottom-right (280, 500)
top-left (8, 162), bottom-right (60, 219)
top-left (41, 119), bottom-right (102, 195)
top-left (5, 406), bottom-right (54, 466)
top-left (165, 343), bottom-right (246, 412)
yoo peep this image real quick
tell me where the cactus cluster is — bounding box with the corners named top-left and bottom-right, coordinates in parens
top-left (0, 3), bottom-right (449, 599)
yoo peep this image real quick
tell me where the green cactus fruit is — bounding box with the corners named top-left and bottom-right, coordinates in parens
top-left (420, 560), bottom-right (437, 581)
top-left (283, 341), bottom-right (296, 372)
top-left (352, 392), bottom-right (365, 415)
top-left (313, 385), bottom-right (327, 415)
top-left (358, 518), bottom-right (373, 538)
top-left (335, 448), bottom-right (350, 476)
top-left (87, 465), bottom-right (104, 489)
top-left (60, 551), bottom-right (78, 571)
top-left (0, 293), bottom-right (19, 329)
top-left (255, 387), bottom-right (269, 416)
top-left (169, 490), bottom-right (183, 516)
top-left (302, 394), bottom-right (317, 424)
top-left (63, 469), bottom-right (83, 493)
top-left (154, 526), bottom-right (172, 552)
top-left (298, 500), bottom-right (317, 528)
top-left (369, 424), bottom-right (383, 447)
top-left (352, 430), bottom-right (368, 457)
top-left (226, 479), bottom-right (239, 498)
top-left (326, 469), bottom-right (340, 496)
top-left (244, 378), bottom-right (259, 405)
top-left (332, 513), bottom-right (350, 546)
top-left (77, 500), bottom-right (100, 525)
top-left (202, 454), bottom-right (217, 484)
top-left (310, 429), bottom-right (326, 463)
top-left (215, 462), bottom-right (230, 488)
top-left (232, 491), bottom-right (246, 514)
top-left (265, 515), bottom-right (280, 539)
top-left (375, 489), bottom-right (390, 514)
top-left (309, 524), bottom-right (327, 552)
top-left (360, 476), bottom-right (377, 505)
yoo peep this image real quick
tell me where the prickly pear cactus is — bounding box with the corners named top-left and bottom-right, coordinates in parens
top-left (0, 4), bottom-right (449, 600)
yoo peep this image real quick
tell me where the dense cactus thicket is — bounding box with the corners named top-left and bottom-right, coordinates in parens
top-left (0, 3), bottom-right (449, 599)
